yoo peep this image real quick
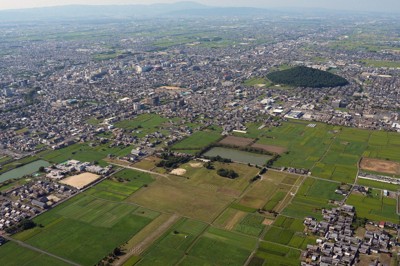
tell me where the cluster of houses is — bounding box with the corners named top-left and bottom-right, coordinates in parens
top-left (0, 180), bottom-right (76, 230)
top-left (45, 160), bottom-right (112, 180)
top-left (302, 205), bottom-right (399, 266)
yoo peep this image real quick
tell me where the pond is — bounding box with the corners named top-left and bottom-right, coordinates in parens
top-left (203, 147), bottom-right (272, 166)
top-left (0, 160), bottom-right (50, 183)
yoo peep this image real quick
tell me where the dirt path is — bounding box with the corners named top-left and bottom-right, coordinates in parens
top-left (115, 214), bottom-right (180, 265)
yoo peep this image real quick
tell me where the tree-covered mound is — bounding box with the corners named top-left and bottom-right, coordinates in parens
top-left (266, 66), bottom-right (349, 88)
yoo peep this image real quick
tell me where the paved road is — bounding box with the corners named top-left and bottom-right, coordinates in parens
top-left (3, 235), bottom-right (81, 266)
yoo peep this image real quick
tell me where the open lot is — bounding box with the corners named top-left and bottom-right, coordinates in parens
top-left (60, 172), bottom-right (100, 189)
top-left (360, 157), bottom-right (400, 175)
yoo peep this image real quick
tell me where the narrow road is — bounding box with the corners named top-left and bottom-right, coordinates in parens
top-left (3, 235), bottom-right (81, 266)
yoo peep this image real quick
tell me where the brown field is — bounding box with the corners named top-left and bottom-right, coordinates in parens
top-left (251, 143), bottom-right (287, 154)
top-left (360, 157), bottom-right (400, 175)
top-left (60, 172), bottom-right (101, 189)
top-left (219, 136), bottom-right (255, 147)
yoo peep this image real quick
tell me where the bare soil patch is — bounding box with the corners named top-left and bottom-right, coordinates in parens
top-left (219, 136), bottom-right (255, 147)
top-left (60, 172), bottom-right (101, 189)
top-left (190, 162), bottom-right (203, 168)
top-left (251, 143), bottom-right (287, 154)
top-left (170, 168), bottom-right (187, 176)
top-left (360, 157), bottom-right (400, 175)
top-left (262, 219), bottom-right (274, 226)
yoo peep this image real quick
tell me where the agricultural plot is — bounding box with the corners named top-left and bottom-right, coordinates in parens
top-left (0, 241), bottom-right (70, 266)
top-left (87, 169), bottom-right (154, 201)
top-left (183, 227), bottom-right (257, 265)
top-left (254, 241), bottom-right (301, 266)
top-left (282, 177), bottom-right (343, 220)
top-left (39, 142), bottom-right (131, 165)
top-left (13, 191), bottom-right (157, 266)
top-left (263, 215), bottom-right (314, 250)
top-left (171, 129), bottom-right (222, 154)
top-left (234, 213), bottom-right (265, 236)
top-left (219, 135), bottom-right (255, 147)
top-left (239, 171), bottom-right (298, 210)
top-left (236, 120), bottom-right (400, 184)
top-left (127, 175), bottom-right (233, 223)
top-left (346, 191), bottom-right (399, 223)
top-left (137, 218), bottom-right (207, 265)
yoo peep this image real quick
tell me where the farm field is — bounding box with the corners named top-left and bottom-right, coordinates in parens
top-left (282, 177), bottom-right (344, 220)
top-left (38, 142), bottom-right (132, 165)
top-left (171, 128), bottom-right (222, 154)
top-left (236, 120), bottom-right (400, 184)
top-left (238, 170), bottom-right (299, 210)
top-left (126, 174), bottom-right (234, 223)
top-left (346, 190), bottom-right (399, 223)
top-left (219, 135), bottom-right (255, 147)
top-left (14, 193), bottom-right (156, 266)
top-left (7, 169), bottom-right (158, 266)
top-left (0, 241), bottom-right (71, 266)
top-left (86, 169), bottom-right (154, 201)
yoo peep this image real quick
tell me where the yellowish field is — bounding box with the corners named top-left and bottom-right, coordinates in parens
top-left (127, 176), bottom-right (233, 223)
top-left (60, 172), bottom-right (101, 189)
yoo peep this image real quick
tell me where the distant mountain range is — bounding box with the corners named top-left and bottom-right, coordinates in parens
top-left (0, 1), bottom-right (389, 22)
top-left (0, 2), bottom-right (271, 22)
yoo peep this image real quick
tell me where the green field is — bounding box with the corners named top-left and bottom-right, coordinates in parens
top-left (360, 59), bottom-right (400, 68)
top-left (0, 242), bottom-right (71, 266)
top-left (171, 128), bottom-right (222, 154)
top-left (237, 120), bottom-right (400, 185)
top-left (282, 178), bottom-right (343, 220)
top-left (13, 194), bottom-right (156, 265)
top-left (38, 142), bottom-right (132, 165)
top-left (86, 169), bottom-right (154, 201)
top-left (346, 191), bottom-right (399, 223)
top-left (254, 241), bottom-right (301, 266)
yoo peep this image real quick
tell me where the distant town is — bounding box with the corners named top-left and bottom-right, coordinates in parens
top-left (0, 5), bottom-right (399, 266)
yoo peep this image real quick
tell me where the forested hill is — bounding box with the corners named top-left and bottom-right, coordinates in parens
top-left (266, 66), bottom-right (349, 88)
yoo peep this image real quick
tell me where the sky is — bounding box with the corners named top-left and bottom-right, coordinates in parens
top-left (0, 0), bottom-right (399, 13)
